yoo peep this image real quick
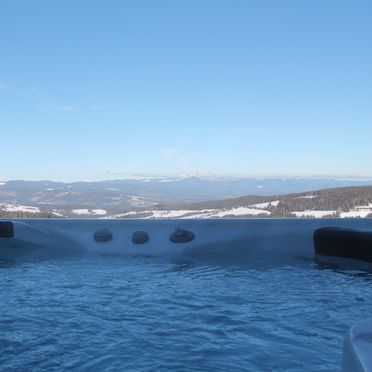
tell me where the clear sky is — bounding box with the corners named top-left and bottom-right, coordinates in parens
top-left (0, 0), bottom-right (371, 181)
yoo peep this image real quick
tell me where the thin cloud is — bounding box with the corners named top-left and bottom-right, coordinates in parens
top-left (162, 147), bottom-right (200, 168)
top-left (90, 105), bottom-right (107, 111)
top-left (0, 81), bottom-right (43, 99)
top-left (56, 105), bottom-right (77, 112)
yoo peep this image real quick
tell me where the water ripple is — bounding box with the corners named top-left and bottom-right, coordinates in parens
top-left (0, 256), bottom-right (372, 371)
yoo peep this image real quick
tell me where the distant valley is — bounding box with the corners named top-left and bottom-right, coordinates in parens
top-left (1, 177), bottom-right (372, 218)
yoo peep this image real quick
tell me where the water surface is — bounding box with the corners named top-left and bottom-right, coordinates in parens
top-left (0, 255), bottom-right (371, 371)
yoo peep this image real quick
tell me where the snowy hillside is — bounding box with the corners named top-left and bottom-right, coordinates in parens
top-left (1, 179), bottom-right (372, 219)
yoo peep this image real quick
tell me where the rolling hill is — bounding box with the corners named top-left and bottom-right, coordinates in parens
top-left (1, 178), bottom-right (372, 218)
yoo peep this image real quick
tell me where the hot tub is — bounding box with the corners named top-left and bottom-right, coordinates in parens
top-left (1, 218), bottom-right (372, 371)
top-left (1, 218), bottom-right (372, 263)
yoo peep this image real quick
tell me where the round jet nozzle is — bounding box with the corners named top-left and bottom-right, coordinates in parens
top-left (170, 228), bottom-right (195, 243)
top-left (94, 228), bottom-right (113, 243)
top-left (132, 231), bottom-right (149, 244)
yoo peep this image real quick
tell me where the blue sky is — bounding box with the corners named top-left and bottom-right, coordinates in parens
top-left (0, 0), bottom-right (371, 181)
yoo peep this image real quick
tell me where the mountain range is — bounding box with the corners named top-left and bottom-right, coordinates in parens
top-left (1, 177), bottom-right (372, 218)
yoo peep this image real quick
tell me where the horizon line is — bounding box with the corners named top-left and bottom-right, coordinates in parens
top-left (2, 173), bottom-right (372, 183)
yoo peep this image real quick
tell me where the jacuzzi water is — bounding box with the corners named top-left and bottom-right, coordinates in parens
top-left (1, 254), bottom-right (371, 371)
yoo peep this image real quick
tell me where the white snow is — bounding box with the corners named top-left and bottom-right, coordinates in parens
top-left (113, 209), bottom-right (218, 219)
top-left (183, 210), bottom-right (218, 219)
top-left (0, 203), bottom-right (41, 213)
top-left (52, 210), bottom-right (63, 217)
top-left (296, 195), bottom-right (319, 199)
top-left (111, 206), bottom-right (269, 219)
top-left (354, 204), bottom-right (372, 210)
top-left (71, 208), bottom-right (107, 216)
top-left (292, 210), bottom-right (336, 218)
top-left (213, 207), bottom-right (270, 217)
top-left (71, 209), bottom-right (90, 215)
top-left (140, 208), bottom-right (270, 219)
top-left (91, 209), bottom-right (107, 216)
top-left (251, 200), bottom-right (280, 209)
top-left (340, 210), bottom-right (372, 218)
top-left (114, 211), bottom-right (139, 218)
top-left (148, 210), bottom-right (200, 218)
top-left (336, 204), bottom-right (372, 218)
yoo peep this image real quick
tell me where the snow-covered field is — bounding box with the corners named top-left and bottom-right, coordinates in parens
top-left (340, 210), bottom-right (372, 218)
top-left (71, 209), bottom-right (107, 216)
top-left (113, 203), bottom-right (372, 219)
top-left (91, 209), bottom-right (107, 216)
top-left (71, 209), bottom-right (90, 215)
top-left (0, 203), bottom-right (41, 213)
top-left (290, 207), bottom-right (372, 218)
top-left (114, 207), bottom-right (270, 219)
top-left (213, 207), bottom-right (270, 217)
top-left (292, 210), bottom-right (336, 218)
top-left (52, 210), bottom-right (63, 217)
top-left (1, 199), bottom-right (372, 219)
top-left (339, 205), bottom-right (372, 218)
